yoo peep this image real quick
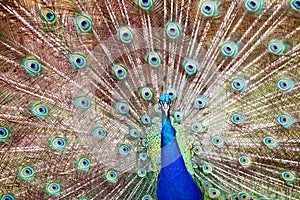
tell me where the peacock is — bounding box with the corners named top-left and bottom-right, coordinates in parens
top-left (0, 0), bottom-right (299, 199)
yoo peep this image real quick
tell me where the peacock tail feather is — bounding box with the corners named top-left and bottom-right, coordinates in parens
top-left (0, 0), bottom-right (299, 199)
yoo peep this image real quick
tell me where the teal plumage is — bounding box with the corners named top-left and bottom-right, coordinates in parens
top-left (0, 0), bottom-right (299, 200)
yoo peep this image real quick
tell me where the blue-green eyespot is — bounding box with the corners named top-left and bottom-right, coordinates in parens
top-left (183, 59), bottom-right (199, 76)
top-left (129, 128), bottom-right (140, 139)
top-left (202, 164), bottom-right (213, 174)
top-left (221, 41), bottom-right (239, 57)
top-left (208, 188), bottom-right (221, 199)
top-left (200, 0), bottom-right (219, 17)
top-left (230, 113), bottom-right (246, 125)
top-left (142, 195), bottom-right (153, 200)
top-left (40, 7), bottom-right (56, 24)
top-left (105, 170), bottom-right (118, 183)
top-left (0, 194), bottom-right (15, 200)
top-left (50, 137), bottom-right (67, 151)
top-left (30, 103), bottom-right (49, 120)
top-left (281, 171), bottom-right (297, 183)
top-left (245, 0), bottom-right (263, 13)
top-left (22, 57), bottom-right (42, 76)
top-left (139, 86), bottom-right (153, 101)
top-left (76, 157), bottom-right (91, 171)
top-left (115, 102), bottom-right (129, 114)
top-left (141, 113), bottom-right (151, 125)
top-left (191, 121), bottom-right (204, 132)
top-left (211, 136), bottom-right (225, 148)
top-left (0, 127), bottom-right (9, 142)
top-left (146, 51), bottom-right (162, 68)
top-left (173, 110), bottom-right (184, 123)
top-left (134, 0), bottom-right (154, 10)
top-left (263, 136), bottom-right (279, 148)
top-left (118, 25), bottom-right (134, 44)
top-left (112, 64), bottom-right (127, 80)
top-left (18, 166), bottom-right (35, 180)
top-left (192, 145), bottom-right (202, 155)
top-left (277, 78), bottom-right (294, 92)
top-left (118, 144), bottom-right (131, 156)
top-left (290, 0), bottom-right (300, 12)
top-left (165, 21), bottom-right (182, 40)
top-left (268, 40), bottom-right (290, 56)
top-left (45, 183), bottom-right (61, 196)
top-left (74, 14), bottom-right (92, 32)
top-left (238, 156), bottom-right (252, 168)
top-left (136, 168), bottom-right (147, 178)
top-left (232, 77), bottom-right (248, 92)
top-left (69, 53), bottom-right (87, 69)
top-left (166, 87), bottom-right (178, 101)
top-left (73, 96), bottom-right (91, 110)
top-left (92, 126), bottom-right (107, 140)
top-left (194, 95), bottom-right (208, 108)
top-left (277, 114), bottom-right (294, 128)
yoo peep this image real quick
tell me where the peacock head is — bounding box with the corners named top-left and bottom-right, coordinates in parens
top-left (159, 93), bottom-right (172, 116)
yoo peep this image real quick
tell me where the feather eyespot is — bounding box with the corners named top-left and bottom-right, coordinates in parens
top-left (92, 126), bottom-right (107, 140)
top-left (22, 57), bottom-right (42, 76)
top-left (200, 0), bottom-right (219, 17)
top-left (146, 51), bottom-right (162, 68)
top-left (0, 127), bottom-right (9, 142)
top-left (69, 53), bottom-right (87, 69)
top-left (18, 166), bottom-right (35, 180)
top-left (45, 183), bottom-right (60, 196)
top-left (76, 158), bottom-right (91, 171)
top-left (50, 137), bottom-right (67, 151)
top-left (165, 22), bottom-right (182, 39)
top-left (105, 170), bottom-right (118, 183)
top-left (73, 96), bottom-right (91, 110)
top-left (75, 14), bottom-right (92, 32)
top-left (245, 0), bottom-right (263, 13)
top-left (30, 103), bottom-right (49, 119)
top-left (221, 41), bottom-right (239, 57)
top-left (40, 8), bottom-right (56, 24)
top-left (118, 25), bottom-right (134, 44)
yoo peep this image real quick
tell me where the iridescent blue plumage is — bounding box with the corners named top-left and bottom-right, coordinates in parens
top-left (157, 94), bottom-right (202, 200)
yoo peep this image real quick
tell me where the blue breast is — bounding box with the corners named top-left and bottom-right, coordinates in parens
top-left (157, 118), bottom-right (202, 200)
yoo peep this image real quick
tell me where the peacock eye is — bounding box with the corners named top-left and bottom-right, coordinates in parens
top-left (277, 78), bottom-right (294, 92)
top-left (30, 103), bottom-right (49, 119)
top-left (73, 96), bottom-right (91, 109)
top-left (166, 87), bottom-right (178, 101)
top-left (136, 0), bottom-right (154, 10)
top-left (140, 113), bottom-right (151, 125)
top-left (1, 194), bottom-right (15, 200)
top-left (139, 152), bottom-right (148, 161)
top-left (268, 40), bottom-right (290, 56)
top-left (45, 183), bottom-right (61, 196)
top-left (142, 195), bottom-right (153, 200)
top-left (221, 41), bottom-right (239, 57)
top-left (202, 181), bottom-right (212, 190)
top-left (277, 114), bottom-right (294, 128)
top-left (281, 171), bottom-right (296, 183)
top-left (165, 21), bottom-right (182, 39)
top-left (76, 157), bottom-right (91, 171)
top-left (18, 166), bottom-right (35, 180)
top-left (191, 121), bottom-right (204, 132)
top-left (105, 170), bottom-right (118, 183)
top-left (40, 8), bottom-right (56, 24)
top-left (200, 0), bottom-right (218, 17)
top-left (112, 63), bottom-right (127, 80)
top-left (75, 14), bottom-right (92, 32)
top-left (238, 192), bottom-right (250, 200)
top-left (202, 164), bottom-right (213, 174)
top-left (173, 110), bottom-right (183, 123)
top-left (238, 156), bottom-right (252, 167)
top-left (129, 128), bottom-right (140, 139)
top-left (141, 138), bottom-right (148, 147)
top-left (263, 136), bottom-right (279, 148)
top-left (232, 77), bottom-right (248, 92)
top-left (92, 126), bottom-right (107, 140)
top-left (146, 51), bottom-right (162, 68)
top-left (0, 127), bottom-right (9, 142)
top-left (230, 113), bottom-right (246, 125)
top-left (245, 0), bottom-right (263, 13)
top-left (118, 25), bottom-right (134, 44)
top-left (69, 53), bottom-right (87, 69)
top-left (194, 95), bottom-right (208, 108)
top-left (183, 59), bottom-right (199, 76)
top-left (192, 145), bottom-right (202, 155)
top-left (290, 0), bottom-right (300, 12)
top-left (208, 188), bottom-right (220, 199)
top-left (118, 144), bottom-right (131, 156)
top-left (22, 57), bottom-right (42, 76)
top-left (115, 101), bottom-right (129, 114)
top-left (50, 137), bottom-right (67, 151)
top-left (136, 168), bottom-right (147, 178)
top-left (211, 136), bottom-right (225, 148)
top-left (139, 86), bottom-right (154, 101)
